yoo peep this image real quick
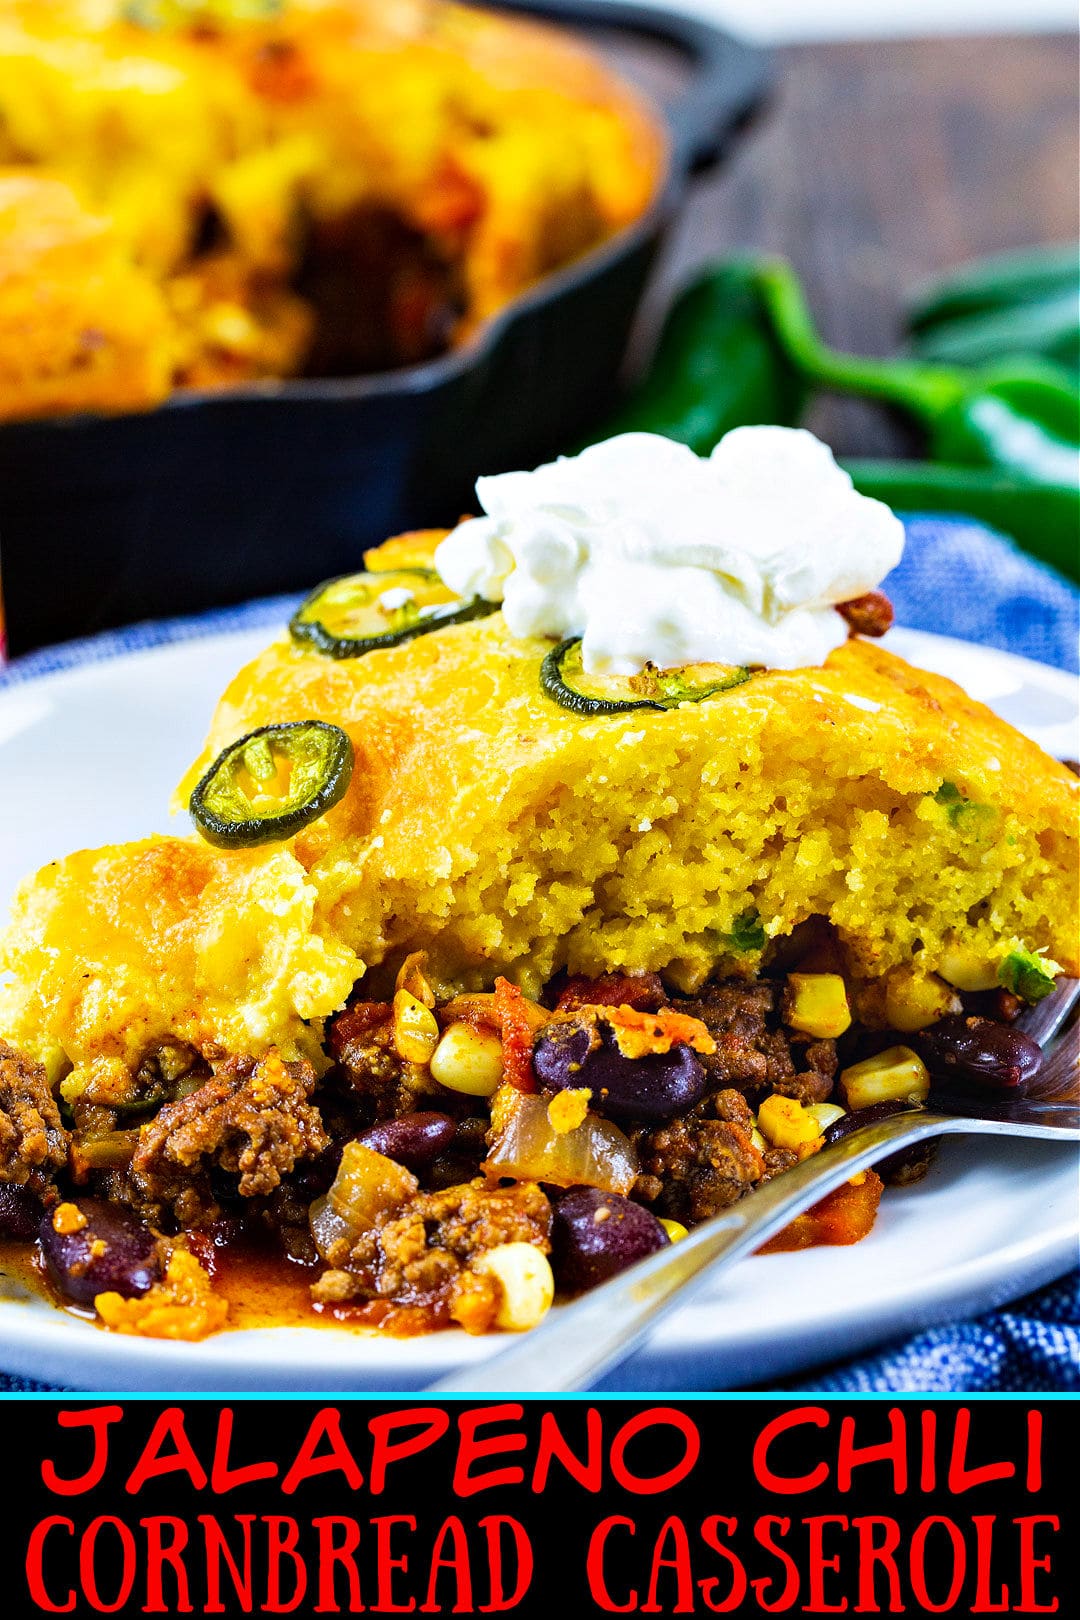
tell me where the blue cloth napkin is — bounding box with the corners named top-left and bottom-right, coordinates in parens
top-left (1, 514), bottom-right (1076, 1392)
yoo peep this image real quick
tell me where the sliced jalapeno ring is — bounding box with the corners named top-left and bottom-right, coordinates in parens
top-left (189, 721), bottom-right (353, 848)
top-left (540, 638), bottom-right (752, 716)
top-left (289, 567), bottom-right (498, 659)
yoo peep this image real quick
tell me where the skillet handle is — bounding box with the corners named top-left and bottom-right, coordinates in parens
top-left (491, 1), bottom-right (773, 176)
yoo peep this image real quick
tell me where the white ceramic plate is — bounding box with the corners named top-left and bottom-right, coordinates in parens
top-left (0, 626), bottom-right (1076, 1391)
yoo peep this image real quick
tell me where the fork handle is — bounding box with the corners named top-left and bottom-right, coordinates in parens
top-left (430, 1110), bottom-right (958, 1393)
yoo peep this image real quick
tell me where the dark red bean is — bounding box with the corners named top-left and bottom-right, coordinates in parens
top-left (533, 1020), bottom-right (707, 1122)
top-left (821, 1100), bottom-right (931, 1183)
top-left (356, 1112), bottom-right (457, 1170)
top-left (551, 1186), bottom-right (670, 1291)
top-left (0, 1184), bottom-right (43, 1240)
top-left (838, 590), bottom-right (894, 638)
top-left (820, 1099), bottom-right (920, 1147)
top-left (39, 1198), bottom-right (161, 1307)
top-left (914, 1015), bottom-right (1043, 1094)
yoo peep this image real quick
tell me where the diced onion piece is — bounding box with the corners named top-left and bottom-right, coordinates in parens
top-left (393, 988), bottom-right (440, 1064)
top-left (309, 1200), bottom-right (352, 1266)
top-left (441, 991), bottom-right (548, 1032)
top-left (310, 1142), bottom-right (418, 1263)
top-left (471, 1243), bottom-right (555, 1332)
top-left (786, 973), bottom-right (851, 1039)
top-left (483, 1086), bottom-right (639, 1195)
top-left (839, 1046), bottom-right (930, 1111)
top-left (441, 992), bottom-right (499, 1030)
top-left (396, 950), bottom-right (436, 1009)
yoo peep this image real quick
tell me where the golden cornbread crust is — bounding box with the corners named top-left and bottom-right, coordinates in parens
top-left (0, 0), bottom-right (665, 421)
top-left (1, 531), bottom-right (1075, 1081)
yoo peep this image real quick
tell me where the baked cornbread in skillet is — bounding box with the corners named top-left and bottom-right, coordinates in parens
top-left (0, 0), bottom-right (664, 419)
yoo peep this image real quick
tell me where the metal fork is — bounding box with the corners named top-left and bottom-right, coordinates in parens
top-left (430, 980), bottom-right (1079, 1393)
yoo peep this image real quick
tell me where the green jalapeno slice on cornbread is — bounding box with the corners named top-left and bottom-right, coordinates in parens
top-left (189, 721), bottom-right (353, 847)
top-left (289, 568), bottom-right (497, 659)
top-left (541, 638), bottom-right (752, 716)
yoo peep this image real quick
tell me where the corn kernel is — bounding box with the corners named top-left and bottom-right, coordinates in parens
top-left (884, 968), bottom-right (961, 1032)
top-left (937, 942), bottom-right (999, 993)
top-left (757, 1093), bottom-right (823, 1152)
top-left (392, 989), bottom-right (440, 1064)
top-left (786, 973), bottom-right (851, 1039)
top-left (430, 1020), bottom-right (504, 1096)
top-left (839, 1046), bottom-right (930, 1111)
top-left (805, 1102), bottom-right (846, 1133)
top-left (472, 1243), bottom-right (554, 1332)
top-left (659, 1218), bottom-right (689, 1243)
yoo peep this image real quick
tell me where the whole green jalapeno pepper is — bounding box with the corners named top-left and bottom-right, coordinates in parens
top-left (906, 242), bottom-right (1079, 334)
top-left (754, 259), bottom-right (1080, 489)
top-left (907, 288), bottom-right (1079, 378)
top-left (586, 261), bottom-right (808, 455)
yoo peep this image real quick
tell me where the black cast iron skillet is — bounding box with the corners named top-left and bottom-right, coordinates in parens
top-left (0, 3), bottom-right (770, 654)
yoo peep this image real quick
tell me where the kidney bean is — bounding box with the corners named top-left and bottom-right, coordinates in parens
top-left (820, 1099), bottom-right (919, 1147)
top-left (821, 1100), bottom-right (934, 1184)
top-left (0, 1185), bottom-right (43, 1240)
top-left (39, 1198), bottom-right (161, 1307)
top-left (533, 1021), bottom-right (707, 1122)
top-left (357, 1112), bottom-right (457, 1170)
top-left (551, 1186), bottom-right (669, 1291)
top-left (914, 1015), bottom-right (1043, 1094)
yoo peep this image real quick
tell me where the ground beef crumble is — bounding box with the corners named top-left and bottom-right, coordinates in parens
top-left (0, 1040), bottom-right (69, 1191)
top-left (131, 1051), bottom-right (328, 1227)
top-left (329, 999), bottom-right (439, 1120)
top-left (676, 980), bottom-right (837, 1102)
top-left (628, 977), bottom-right (839, 1221)
top-left (632, 1088), bottom-right (766, 1223)
top-left (312, 1178), bottom-right (552, 1335)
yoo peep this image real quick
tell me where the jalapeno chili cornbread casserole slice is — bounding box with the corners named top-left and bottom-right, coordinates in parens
top-left (1, 527), bottom-right (1075, 1089)
top-left (0, 0), bottom-right (664, 420)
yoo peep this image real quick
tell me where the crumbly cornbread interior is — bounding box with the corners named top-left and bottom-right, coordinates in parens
top-left (1, 532), bottom-right (1075, 1087)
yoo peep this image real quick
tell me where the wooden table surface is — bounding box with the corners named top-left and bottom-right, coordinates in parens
top-left (640, 32), bottom-right (1079, 456)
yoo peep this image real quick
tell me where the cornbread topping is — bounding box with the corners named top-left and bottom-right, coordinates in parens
top-left (435, 428), bottom-right (906, 674)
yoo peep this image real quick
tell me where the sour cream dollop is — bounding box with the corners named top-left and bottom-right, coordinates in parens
top-left (434, 428), bottom-right (905, 674)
